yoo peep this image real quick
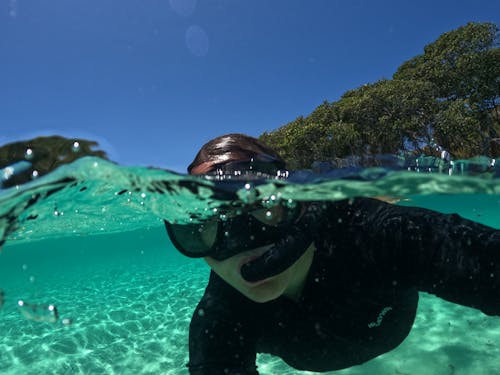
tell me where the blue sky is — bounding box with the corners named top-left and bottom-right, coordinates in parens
top-left (1, 0), bottom-right (499, 172)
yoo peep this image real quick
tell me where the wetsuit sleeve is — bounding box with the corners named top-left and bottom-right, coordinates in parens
top-left (188, 271), bottom-right (259, 375)
top-left (322, 198), bottom-right (500, 316)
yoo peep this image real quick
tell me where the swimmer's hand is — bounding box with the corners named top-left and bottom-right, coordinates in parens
top-left (240, 204), bottom-right (322, 283)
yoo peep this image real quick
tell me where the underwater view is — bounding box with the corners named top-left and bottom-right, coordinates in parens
top-left (0, 152), bottom-right (499, 374)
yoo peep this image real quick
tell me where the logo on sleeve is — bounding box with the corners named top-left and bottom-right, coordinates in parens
top-left (368, 306), bottom-right (393, 328)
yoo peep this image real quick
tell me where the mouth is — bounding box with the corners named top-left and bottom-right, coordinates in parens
top-left (238, 245), bottom-right (274, 281)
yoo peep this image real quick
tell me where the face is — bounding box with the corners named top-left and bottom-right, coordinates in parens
top-left (191, 156), bottom-right (314, 302)
top-left (205, 242), bottom-right (315, 303)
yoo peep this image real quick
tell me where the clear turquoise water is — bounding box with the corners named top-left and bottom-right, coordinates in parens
top-left (1, 157), bottom-right (499, 374)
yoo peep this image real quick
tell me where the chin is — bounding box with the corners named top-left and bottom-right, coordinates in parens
top-left (239, 276), bottom-right (287, 303)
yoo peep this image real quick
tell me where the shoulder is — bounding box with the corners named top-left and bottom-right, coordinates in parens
top-left (315, 197), bottom-right (391, 229)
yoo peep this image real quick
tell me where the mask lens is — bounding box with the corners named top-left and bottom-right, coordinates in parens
top-left (165, 220), bottom-right (219, 258)
top-left (165, 204), bottom-right (300, 259)
top-left (250, 205), bottom-right (286, 226)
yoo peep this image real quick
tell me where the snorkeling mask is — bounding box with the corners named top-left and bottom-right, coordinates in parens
top-left (205, 158), bottom-right (289, 180)
top-left (164, 204), bottom-right (300, 261)
top-left (165, 156), bottom-right (319, 282)
top-left (165, 202), bottom-right (322, 282)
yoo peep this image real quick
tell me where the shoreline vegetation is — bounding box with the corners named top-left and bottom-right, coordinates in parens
top-left (259, 22), bottom-right (500, 169)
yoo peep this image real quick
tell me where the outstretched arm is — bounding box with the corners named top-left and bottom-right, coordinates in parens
top-left (322, 198), bottom-right (500, 316)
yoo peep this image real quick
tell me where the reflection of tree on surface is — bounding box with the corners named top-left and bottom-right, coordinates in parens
top-left (0, 136), bottom-right (109, 188)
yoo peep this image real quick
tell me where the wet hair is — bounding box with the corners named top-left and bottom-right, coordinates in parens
top-left (188, 133), bottom-right (286, 174)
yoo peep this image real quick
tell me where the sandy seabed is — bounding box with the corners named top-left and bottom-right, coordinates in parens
top-left (1, 241), bottom-right (499, 375)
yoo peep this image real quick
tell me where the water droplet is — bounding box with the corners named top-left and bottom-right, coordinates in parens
top-left (185, 25), bottom-right (209, 57)
top-left (25, 148), bottom-right (34, 160)
top-left (2, 166), bottom-right (14, 180)
top-left (9, 0), bottom-right (17, 18)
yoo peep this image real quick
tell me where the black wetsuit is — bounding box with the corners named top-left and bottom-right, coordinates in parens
top-left (188, 198), bottom-right (500, 374)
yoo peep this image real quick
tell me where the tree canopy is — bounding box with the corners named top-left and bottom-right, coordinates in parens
top-left (0, 136), bottom-right (109, 188)
top-left (260, 22), bottom-right (500, 169)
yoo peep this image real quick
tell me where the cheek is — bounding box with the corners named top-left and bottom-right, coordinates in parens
top-left (204, 257), bottom-right (241, 283)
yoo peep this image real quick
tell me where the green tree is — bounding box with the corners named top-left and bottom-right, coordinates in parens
top-left (433, 100), bottom-right (485, 158)
top-left (394, 22), bottom-right (499, 155)
top-left (0, 136), bottom-right (109, 188)
top-left (333, 79), bottom-right (438, 154)
top-left (260, 22), bottom-right (499, 168)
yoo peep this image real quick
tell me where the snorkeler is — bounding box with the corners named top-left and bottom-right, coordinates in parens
top-left (164, 133), bottom-right (500, 374)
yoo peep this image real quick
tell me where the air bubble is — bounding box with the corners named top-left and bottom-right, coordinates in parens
top-left (286, 199), bottom-right (297, 209)
top-left (18, 300), bottom-right (59, 323)
top-left (72, 141), bottom-right (80, 152)
top-left (265, 211), bottom-right (273, 219)
top-left (25, 148), bottom-right (34, 160)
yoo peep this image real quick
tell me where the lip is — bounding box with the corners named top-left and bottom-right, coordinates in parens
top-left (238, 245), bottom-right (272, 268)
